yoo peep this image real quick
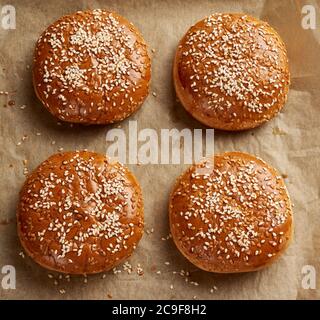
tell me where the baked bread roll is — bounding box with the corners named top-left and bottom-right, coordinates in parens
top-left (173, 13), bottom-right (290, 130)
top-left (169, 152), bottom-right (293, 273)
top-left (33, 9), bottom-right (151, 124)
top-left (17, 151), bottom-right (144, 274)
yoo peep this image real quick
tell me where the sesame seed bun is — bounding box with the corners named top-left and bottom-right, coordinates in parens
top-left (17, 151), bottom-right (144, 274)
top-left (173, 13), bottom-right (290, 131)
top-left (33, 9), bottom-right (151, 124)
top-left (169, 152), bottom-right (293, 273)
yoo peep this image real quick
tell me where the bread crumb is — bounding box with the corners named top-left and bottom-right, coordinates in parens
top-left (272, 126), bottom-right (287, 136)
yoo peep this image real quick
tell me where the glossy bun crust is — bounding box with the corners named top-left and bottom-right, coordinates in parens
top-left (33, 9), bottom-right (151, 124)
top-left (173, 13), bottom-right (290, 131)
top-left (17, 151), bottom-right (144, 274)
top-left (169, 152), bottom-right (293, 273)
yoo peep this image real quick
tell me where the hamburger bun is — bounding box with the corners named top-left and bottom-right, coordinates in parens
top-left (17, 151), bottom-right (144, 274)
top-left (33, 9), bottom-right (151, 124)
top-left (173, 13), bottom-right (290, 131)
top-left (169, 152), bottom-right (293, 273)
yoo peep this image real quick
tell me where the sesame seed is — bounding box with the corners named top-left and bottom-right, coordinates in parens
top-left (170, 153), bottom-right (291, 268)
top-left (34, 10), bottom-right (150, 123)
top-left (178, 13), bottom-right (289, 118)
top-left (18, 151), bottom-right (142, 273)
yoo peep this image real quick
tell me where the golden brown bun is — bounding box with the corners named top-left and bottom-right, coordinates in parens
top-left (33, 9), bottom-right (151, 124)
top-left (169, 152), bottom-right (293, 273)
top-left (173, 13), bottom-right (290, 131)
top-left (17, 151), bottom-right (144, 274)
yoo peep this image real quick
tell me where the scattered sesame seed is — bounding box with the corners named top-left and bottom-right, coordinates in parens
top-left (136, 264), bottom-right (144, 276)
top-left (123, 261), bottom-right (133, 274)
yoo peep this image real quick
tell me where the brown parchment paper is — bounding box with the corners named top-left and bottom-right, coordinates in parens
top-left (0, 0), bottom-right (319, 300)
